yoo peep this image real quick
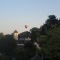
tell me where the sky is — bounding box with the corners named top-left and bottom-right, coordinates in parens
top-left (0, 0), bottom-right (60, 34)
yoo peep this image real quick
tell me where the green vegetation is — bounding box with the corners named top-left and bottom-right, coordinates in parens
top-left (37, 15), bottom-right (60, 60)
top-left (0, 15), bottom-right (60, 60)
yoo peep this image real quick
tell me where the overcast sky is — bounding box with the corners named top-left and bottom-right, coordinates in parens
top-left (0, 0), bottom-right (60, 34)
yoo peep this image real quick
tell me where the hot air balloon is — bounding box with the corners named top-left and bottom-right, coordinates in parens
top-left (25, 25), bottom-right (28, 28)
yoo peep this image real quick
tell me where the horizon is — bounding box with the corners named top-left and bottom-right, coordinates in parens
top-left (0, 0), bottom-right (60, 34)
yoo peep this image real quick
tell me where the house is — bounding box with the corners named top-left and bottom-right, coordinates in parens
top-left (17, 37), bottom-right (31, 47)
top-left (13, 30), bottom-right (31, 47)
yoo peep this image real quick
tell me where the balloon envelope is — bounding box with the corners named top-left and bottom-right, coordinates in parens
top-left (25, 25), bottom-right (28, 28)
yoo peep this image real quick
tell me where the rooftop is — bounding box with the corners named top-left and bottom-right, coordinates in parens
top-left (14, 30), bottom-right (18, 33)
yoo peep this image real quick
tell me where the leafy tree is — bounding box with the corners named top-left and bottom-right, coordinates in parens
top-left (18, 31), bottom-right (30, 38)
top-left (39, 15), bottom-right (60, 60)
top-left (46, 15), bottom-right (58, 25)
top-left (24, 41), bottom-right (36, 60)
top-left (14, 47), bottom-right (25, 60)
top-left (39, 15), bottom-right (59, 35)
top-left (39, 25), bottom-right (60, 60)
top-left (30, 27), bottom-right (39, 42)
top-left (0, 34), bottom-right (17, 60)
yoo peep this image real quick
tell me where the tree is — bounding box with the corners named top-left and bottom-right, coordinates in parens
top-left (18, 31), bottom-right (30, 38)
top-left (39, 25), bottom-right (60, 60)
top-left (24, 41), bottom-right (36, 60)
top-left (39, 15), bottom-right (60, 60)
top-left (30, 27), bottom-right (39, 42)
top-left (39, 15), bottom-right (59, 35)
top-left (46, 15), bottom-right (58, 25)
top-left (0, 34), bottom-right (17, 60)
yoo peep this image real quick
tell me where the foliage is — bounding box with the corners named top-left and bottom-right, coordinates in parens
top-left (0, 34), bottom-right (17, 60)
top-left (39, 15), bottom-right (60, 60)
top-left (30, 27), bottom-right (40, 42)
top-left (0, 15), bottom-right (60, 60)
top-left (39, 15), bottom-right (59, 35)
top-left (18, 31), bottom-right (30, 38)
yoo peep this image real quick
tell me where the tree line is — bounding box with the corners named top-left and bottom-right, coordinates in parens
top-left (0, 15), bottom-right (60, 60)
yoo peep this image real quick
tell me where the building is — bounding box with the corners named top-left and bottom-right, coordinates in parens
top-left (13, 30), bottom-right (18, 40)
top-left (17, 37), bottom-right (31, 46)
top-left (12, 30), bottom-right (42, 60)
top-left (13, 30), bottom-right (31, 46)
